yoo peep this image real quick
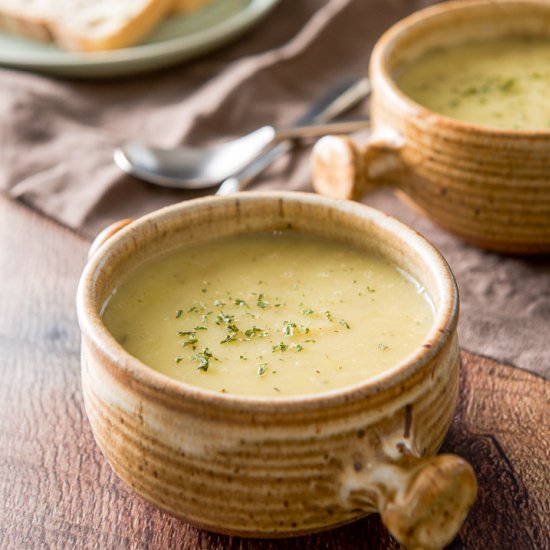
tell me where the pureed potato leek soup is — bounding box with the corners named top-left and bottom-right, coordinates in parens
top-left (397, 37), bottom-right (550, 130)
top-left (101, 232), bottom-right (434, 397)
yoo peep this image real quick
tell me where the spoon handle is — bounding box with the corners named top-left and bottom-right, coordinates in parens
top-left (273, 119), bottom-right (369, 142)
top-left (216, 77), bottom-right (371, 195)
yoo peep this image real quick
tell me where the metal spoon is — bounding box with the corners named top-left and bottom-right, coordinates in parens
top-left (114, 77), bottom-right (371, 190)
top-left (114, 120), bottom-right (368, 190)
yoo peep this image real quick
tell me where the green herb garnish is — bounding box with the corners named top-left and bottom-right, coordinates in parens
top-left (192, 348), bottom-right (213, 371)
top-left (245, 326), bottom-right (267, 337)
top-left (325, 310), bottom-right (334, 322)
top-left (234, 298), bottom-right (248, 307)
top-left (272, 342), bottom-right (288, 352)
top-left (302, 308), bottom-right (314, 316)
top-left (220, 321), bottom-right (240, 343)
top-left (282, 321), bottom-right (297, 336)
top-left (257, 363), bottom-right (268, 376)
top-left (338, 319), bottom-right (351, 329)
top-left (175, 309), bottom-right (183, 319)
top-left (499, 77), bottom-right (516, 92)
top-left (257, 294), bottom-right (269, 309)
top-left (216, 312), bottom-right (234, 325)
top-left (378, 343), bottom-right (389, 351)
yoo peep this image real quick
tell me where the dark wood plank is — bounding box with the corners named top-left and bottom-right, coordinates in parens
top-left (442, 355), bottom-right (550, 550)
top-left (0, 196), bottom-right (548, 549)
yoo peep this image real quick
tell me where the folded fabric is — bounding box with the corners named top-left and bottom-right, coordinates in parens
top-left (0, 0), bottom-right (435, 236)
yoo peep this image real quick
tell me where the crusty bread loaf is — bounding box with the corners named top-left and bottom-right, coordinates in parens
top-left (172, 0), bottom-right (213, 14)
top-left (0, 0), bottom-right (212, 52)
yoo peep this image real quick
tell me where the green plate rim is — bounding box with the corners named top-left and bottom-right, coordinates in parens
top-left (0, 0), bottom-right (280, 72)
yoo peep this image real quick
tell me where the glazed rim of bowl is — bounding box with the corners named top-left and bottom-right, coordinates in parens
top-left (77, 191), bottom-right (458, 412)
top-left (371, 0), bottom-right (550, 137)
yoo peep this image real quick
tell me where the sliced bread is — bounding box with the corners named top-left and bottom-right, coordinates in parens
top-left (51, 0), bottom-right (176, 52)
top-left (0, 0), bottom-right (180, 51)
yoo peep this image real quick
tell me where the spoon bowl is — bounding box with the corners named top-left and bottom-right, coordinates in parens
top-left (114, 126), bottom-right (277, 189)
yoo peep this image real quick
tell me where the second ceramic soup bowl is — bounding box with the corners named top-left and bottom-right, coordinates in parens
top-left (77, 192), bottom-right (476, 550)
top-left (312, 0), bottom-right (550, 253)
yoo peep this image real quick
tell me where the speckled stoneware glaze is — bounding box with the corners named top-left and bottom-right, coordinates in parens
top-left (312, 0), bottom-right (550, 253)
top-left (77, 192), bottom-right (476, 550)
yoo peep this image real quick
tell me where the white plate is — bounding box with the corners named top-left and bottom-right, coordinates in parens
top-left (0, 0), bottom-right (280, 78)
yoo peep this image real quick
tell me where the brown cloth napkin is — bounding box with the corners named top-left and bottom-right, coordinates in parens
top-left (1, 0), bottom-right (549, 376)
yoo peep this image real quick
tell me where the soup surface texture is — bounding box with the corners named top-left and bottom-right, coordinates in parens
top-left (102, 233), bottom-right (434, 397)
top-left (397, 38), bottom-right (550, 130)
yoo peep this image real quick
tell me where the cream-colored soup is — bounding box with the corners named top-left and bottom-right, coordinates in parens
top-left (102, 233), bottom-right (434, 397)
top-left (397, 38), bottom-right (550, 130)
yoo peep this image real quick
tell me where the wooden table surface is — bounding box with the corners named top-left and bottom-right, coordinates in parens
top-left (1, 195), bottom-right (549, 549)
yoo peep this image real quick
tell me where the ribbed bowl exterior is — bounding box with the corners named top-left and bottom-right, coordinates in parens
top-left (81, 333), bottom-right (459, 536)
top-left (77, 192), bottom-right (460, 537)
top-left (372, 90), bottom-right (550, 253)
top-left (370, 0), bottom-right (550, 253)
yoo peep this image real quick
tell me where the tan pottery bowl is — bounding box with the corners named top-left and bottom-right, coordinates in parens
top-left (311, 0), bottom-right (550, 253)
top-left (77, 192), bottom-right (476, 550)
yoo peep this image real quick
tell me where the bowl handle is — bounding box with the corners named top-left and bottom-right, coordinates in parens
top-left (311, 129), bottom-right (406, 200)
top-left (343, 452), bottom-right (477, 549)
top-left (88, 218), bottom-right (133, 260)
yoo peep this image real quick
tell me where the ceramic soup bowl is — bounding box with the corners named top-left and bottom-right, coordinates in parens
top-left (311, 0), bottom-right (550, 253)
top-left (77, 192), bottom-right (476, 550)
